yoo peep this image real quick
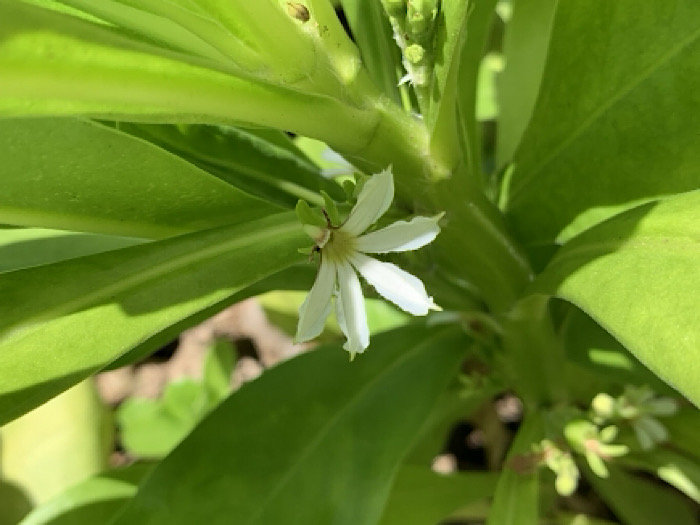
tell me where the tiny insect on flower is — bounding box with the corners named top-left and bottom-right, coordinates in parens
top-left (295, 168), bottom-right (443, 357)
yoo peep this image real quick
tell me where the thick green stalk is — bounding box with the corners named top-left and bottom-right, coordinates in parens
top-left (499, 294), bottom-right (568, 408)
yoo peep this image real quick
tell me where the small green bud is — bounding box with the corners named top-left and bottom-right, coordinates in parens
top-left (404, 43), bottom-right (426, 65)
top-left (564, 420), bottom-right (597, 453)
top-left (592, 393), bottom-right (616, 420)
top-left (599, 425), bottom-right (619, 443)
top-left (295, 199), bottom-right (326, 228)
top-left (555, 469), bottom-right (578, 497)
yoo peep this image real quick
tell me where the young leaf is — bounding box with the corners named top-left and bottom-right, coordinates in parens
top-left (496, 0), bottom-right (557, 167)
top-left (502, 0), bottom-right (700, 246)
top-left (0, 118), bottom-right (277, 238)
top-left (117, 123), bottom-right (344, 208)
top-left (0, 213), bottom-right (306, 426)
top-left (456, 0), bottom-right (498, 181)
top-left (532, 191), bottom-right (700, 406)
top-left (339, 0), bottom-right (403, 102)
top-left (110, 326), bottom-right (468, 525)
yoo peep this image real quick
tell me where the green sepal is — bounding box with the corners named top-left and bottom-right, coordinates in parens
top-left (295, 199), bottom-right (326, 227)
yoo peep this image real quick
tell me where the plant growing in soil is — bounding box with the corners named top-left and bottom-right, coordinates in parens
top-left (0, 0), bottom-right (698, 523)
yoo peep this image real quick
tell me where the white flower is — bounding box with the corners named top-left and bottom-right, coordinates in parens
top-left (295, 168), bottom-right (442, 355)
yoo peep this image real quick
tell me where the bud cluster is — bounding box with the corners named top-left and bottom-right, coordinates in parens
top-left (381, 0), bottom-right (440, 89)
top-left (591, 385), bottom-right (678, 451)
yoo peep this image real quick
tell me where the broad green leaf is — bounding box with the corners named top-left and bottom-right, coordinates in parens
top-left (117, 379), bottom-right (204, 459)
top-left (0, 118), bottom-right (277, 238)
top-left (19, 463), bottom-right (154, 525)
top-left (116, 123), bottom-right (344, 208)
top-left (0, 228), bottom-right (143, 273)
top-left (496, 0), bottom-right (557, 167)
top-left (457, 0), bottom-right (498, 180)
top-left (0, 213), bottom-right (306, 426)
top-left (486, 415), bottom-right (543, 525)
top-left (379, 466), bottom-right (498, 525)
top-left (0, 381), bottom-right (110, 505)
top-left (533, 192), bottom-right (700, 405)
top-left (339, 0), bottom-right (402, 103)
top-left (561, 308), bottom-right (675, 395)
top-left (0, 1), bottom-right (375, 151)
top-left (111, 326), bottom-right (468, 525)
top-left (621, 449), bottom-right (700, 503)
top-left (583, 465), bottom-right (696, 525)
top-left (503, 0), bottom-right (700, 246)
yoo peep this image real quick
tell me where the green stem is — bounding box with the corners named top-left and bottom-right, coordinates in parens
top-left (499, 294), bottom-right (568, 409)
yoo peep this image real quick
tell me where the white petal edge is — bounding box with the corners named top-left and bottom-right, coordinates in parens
top-left (341, 168), bottom-right (394, 236)
top-left (295, 257), bottom-right (335, 343)
top-left (350, 252), bottom-right (437, 316)
top-left (355, 214), bottom-right (443, 254)
top-left (336, 259), bottom-right (370, 354)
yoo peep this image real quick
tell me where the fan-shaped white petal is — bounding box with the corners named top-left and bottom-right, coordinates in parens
top-left (350, 252), bottom-right (437, 316)
top-left (341, 168), bottom-right (394, 236)
top-left (356, 214), bottom-right (443, 253)
top-left (336, 260), bottom-right (369, 353)
top-left (295, 257), bottom-right (335, 343)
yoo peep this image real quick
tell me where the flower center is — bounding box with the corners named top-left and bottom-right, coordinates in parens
top-left (322, 228), bottom-right (356, 263)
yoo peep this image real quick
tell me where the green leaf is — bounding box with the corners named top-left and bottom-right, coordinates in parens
top-left (486, 415), bottom-right (543, 525)
top-left (621, 448), bottom-right (700, 503)
top-left (116, 123), bottom-right (343, 208)
top-left (583, 465), bottom-right (697, 525)
top-left (0, 228), bottom-right (143, 273)
top-left (339, 0), bottom-right (402, 102)
top-left (202, 339), bottom-right (235, 408)
top-left (117, 379), bottom-right (204, 458)
top-left (0, 1), bottom-right (375, 151)
top-left (456, 0), bottom-right (498, 180)
top-left (0, 479), bottom-right (32, 525)
top-left (111, 326), bottom-right (467, 525)
top-left (0, 118), bottom-right (277, 238)
top-left (532, 192), bottom-right (700, 405)
top-left (503, 0), bottom-right (700, 246)
top-left (0, 213), bottom-right (306, 426)
top-left (427, 0), bottom-right (474, 170)
top-left (380, 466), bottom-right (497, 525)
top-left (561, 308), bottom-right (676, 395)
top-left (496, 0), bottom-right (557, 167)
top-left (19, 463), bottom-right (154, 525)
